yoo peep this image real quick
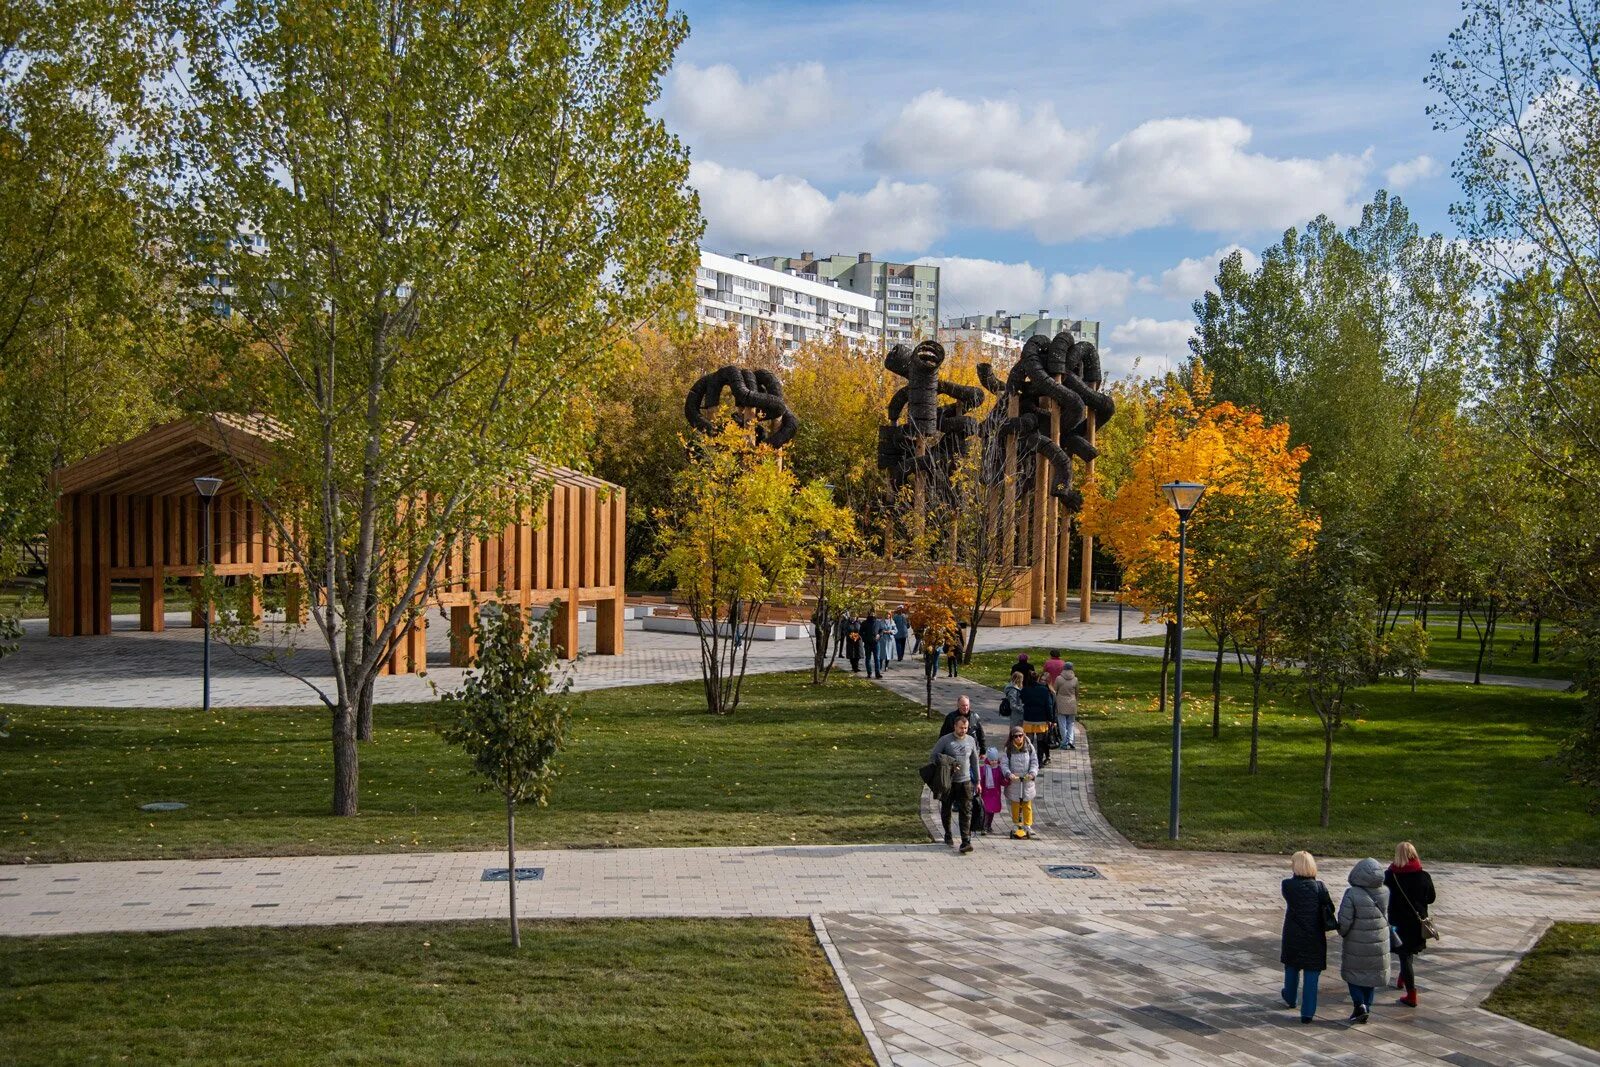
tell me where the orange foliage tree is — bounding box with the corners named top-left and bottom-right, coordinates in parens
top-left (1082, 367), bottom-right (1316, 734)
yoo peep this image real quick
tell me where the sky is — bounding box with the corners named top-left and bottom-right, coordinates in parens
top-left (660, 0), bottom-right (1470, 377)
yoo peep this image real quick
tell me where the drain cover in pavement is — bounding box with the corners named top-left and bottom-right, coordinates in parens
top-left (481, 867), bottom-right (544, 882)
top-left (139, 801), bottom-right (188, 812)
top-left (1043, 864), bottom-right (1102, 879)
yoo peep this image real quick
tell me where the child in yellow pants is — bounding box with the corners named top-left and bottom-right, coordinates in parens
top-left (1001, 726), bottom-right (1039, 840)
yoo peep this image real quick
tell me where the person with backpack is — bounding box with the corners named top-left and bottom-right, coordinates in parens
top-left (1000, 671), bottom-right (1025, 730)
top-left (1280, 850), bottom-right (1336, 1024)
top-left (1337, 858), bottom-right (1391, 1024)
top-left (1020, 670), bottom-right (1056, 767)
top-left (1385, 841), bottom-right (1437, 1008)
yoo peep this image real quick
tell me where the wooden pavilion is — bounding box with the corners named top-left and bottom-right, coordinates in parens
top-left (46, 417), bottom-right (627, 672)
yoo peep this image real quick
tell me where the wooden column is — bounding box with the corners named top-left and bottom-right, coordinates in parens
top-left (1080, 410), bottom-right (1097, 623)
top-left (1001, 396), bottom-right (1019, 566)
top-left (1043, 397), bottom-right (1061, 620)
top-left (449, 604), bottom-right (477, 667)
top-left (284, 573), bottom-right (309, 625)
top-left (382, 612), bottom-right (427, 675)
top-left (551, 592), bottom-right (581, 660)
top-left (595, 490), bottom-right (625, 656)
top-left (1030, 437), bottom-right (1048, 621)
top-left (139, 575), bottom-right (165, 632)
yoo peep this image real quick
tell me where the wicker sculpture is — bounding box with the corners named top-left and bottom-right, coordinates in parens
top-left (683, 365), bottom-right (799, 448)
top-left (876, 340), bottom-right (985, 503)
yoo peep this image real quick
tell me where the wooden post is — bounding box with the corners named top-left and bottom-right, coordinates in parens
top-left (382, 612), bottom-right (428, 675)
top-left (1043, 397), bottom-right (1061, 620)
top-left (1001, 395), bottom-right (1019, 566)
top-left (139, 575), bottom-right (165, 632)
top-left (1080, 409), bottom-right (1097, 623)
top-left (1030, 436), bottom-right (1048, 621)
top-left (551, 588), bottom-right (581, 660)
top-left (284, 573), bottom-right (309, 625)
top-left (449, 604), bottom-right (477, 666)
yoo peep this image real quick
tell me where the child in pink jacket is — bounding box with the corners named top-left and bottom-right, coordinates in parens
top-left (978, 747), bottom-right (1006, 834)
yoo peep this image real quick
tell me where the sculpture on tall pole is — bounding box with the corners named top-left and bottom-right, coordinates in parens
top-left (875, 340), bottom-right (985, 521)
top-left (683, 365), bottom-right (799, 448)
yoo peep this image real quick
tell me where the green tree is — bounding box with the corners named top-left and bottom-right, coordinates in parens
top-left (1432, 1), bottom-right (1600, 792)
top-left (649, 423), bottom-right (854, 714)
top-left (1271, 534), bottom-right (1422, 828)
top-left (0, 0), bottom-right (174, 591)
top-left (166, 0), bottom-right (700, 814)
top-left (441, 603), bottom-right (571, 949)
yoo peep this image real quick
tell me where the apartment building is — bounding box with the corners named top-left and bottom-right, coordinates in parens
top-left (695, 250), bottom-right (885, 351)
top-left (943, 309), bottom-right (1101, 360)
top-left (755, 252), bottom-right (939, 344)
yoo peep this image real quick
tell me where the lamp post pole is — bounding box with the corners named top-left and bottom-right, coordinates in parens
top-left (1158, 480), bottom-right (1205, 842)
top-left (1169, 512), bottom-right (1189, 841)
top-left (194, 477), bottom-right (224, 713)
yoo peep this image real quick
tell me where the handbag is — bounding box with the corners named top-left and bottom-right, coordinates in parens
top-left (1393, 877), bottom-right (1440, 942)
top-left (1319, 888), bottom-right (1338, 932)
top-left (917, 761), bottom-right (943, 798)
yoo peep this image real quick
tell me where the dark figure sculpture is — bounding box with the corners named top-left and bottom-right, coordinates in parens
top-left (683, 365), bottom-right (798, 448)
top-left (877, 341), bottom-right (984, 502)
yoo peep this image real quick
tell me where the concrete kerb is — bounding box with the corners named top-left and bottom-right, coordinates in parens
top-left (812, 913), bottom-right (894, 1066)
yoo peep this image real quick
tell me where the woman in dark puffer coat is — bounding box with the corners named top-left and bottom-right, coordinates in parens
top-left (1385, 841), bottom-right (1436, 1008)
top-left (1280, 850), bottom-right (1335, 1023)
top-left (1337, 857), bottom-right (1391, 1024)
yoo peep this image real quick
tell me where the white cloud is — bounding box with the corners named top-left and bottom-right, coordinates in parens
top-left (665, 62), bottom-right (836, 141)
top-left (866, 90), bottom-right (1095, 177)
top-left (949, 115), bottom-right (1373, 240)
top-left (1104, 317), bottom-right (1196, 379)
top-left (691, 160), bottom-right (944, 255)
top-left (1144, 244), bottom-right (1263, 301)
top-left (913, 255), bottom-right (1132, 319)
top-left (1384, 154), bottom-right (1441, 189)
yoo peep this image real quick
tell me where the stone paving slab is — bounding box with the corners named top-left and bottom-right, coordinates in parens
top-left (822, 909), bottom-right (1600, 1066)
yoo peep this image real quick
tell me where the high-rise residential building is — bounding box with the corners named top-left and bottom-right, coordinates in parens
top-left (694, 250), bottom-right (884, 351)
top-left (755, 252), bottom-right (940, 344)
top-left (943, 309), bottom-right (1101, 360)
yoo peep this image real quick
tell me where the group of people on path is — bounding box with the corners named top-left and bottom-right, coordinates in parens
top-left (839, 606), bottom-right (910, 679)
top-left (923, 650), bottom-right (1082, 853)
top-left (1280, 843), bottom-right (1437, 1025)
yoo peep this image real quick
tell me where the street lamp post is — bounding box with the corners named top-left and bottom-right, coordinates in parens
top-left (1159, 480), bottom-right (1206, 841)
top-left (194, 477), bottom-right (224, 713)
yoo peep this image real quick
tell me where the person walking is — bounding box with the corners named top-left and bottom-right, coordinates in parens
top-left (940, 695), bottom-right (986, 763)
top-left (928, 714), bottom-right (980, 853)
top-left (922, 636), bottom-right (940, 684)
top-left (1043, 649), bottom-right (1065, 686)
top-left (945, 638), bottom-right (960, 677)
top-left (1009, 652), bottom-right (1031, 679)
top-left (892, 606), bottom-right (910, 661)
top-left (978, 748), bottom-right (1005, 835)
top-left (1001, 671), bottom-right (1025, 731)
top-left (1280, 851), bottom-right (1336, 1024)
top-left (999, 726), bottom-right (1039, 839)
top-left (1020, 670), bottom-right (1056, 767)
top-left (863, 609), bottom-right (883, 679)
top-left (845, 614), bottom-right (862, 673)
top-left (1053, 661), bottom-right (1079, 750)
top-left (876, 616), bottom-right (896, 675)
top-left (1337, 857), bottom-right (1391, 1024)
top-left (1385, 841), bottom-right (1436, 1008)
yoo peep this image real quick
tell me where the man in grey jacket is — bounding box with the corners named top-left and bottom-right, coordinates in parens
top-left (929, 714), bottom-right (981, 853)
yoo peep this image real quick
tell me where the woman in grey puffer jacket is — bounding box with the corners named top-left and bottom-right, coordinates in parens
top-left (1337, 857), bottom-right (1391, 1023)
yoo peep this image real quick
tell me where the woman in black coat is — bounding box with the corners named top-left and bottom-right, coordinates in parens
top-left (1019, 671), bottom-right (1055, 767)
top-left (1281, 850), bottom-right (1335, 1024)
top-left (1385, 841), bottom-right (1436, 1007)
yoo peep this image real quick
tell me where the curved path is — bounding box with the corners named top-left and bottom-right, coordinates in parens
top-left (3, 661), bottom-right (1597, 1063)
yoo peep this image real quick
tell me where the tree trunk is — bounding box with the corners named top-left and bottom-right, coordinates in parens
top-left (355, 672), bottom-right (376, 742)
top-left (1211, 628), bottom-right (1225, 739)
top-left (1319, 723), bottom-right (1334, 828)
top-left (1420, 597), bottom-right (1429, 629)
top-left (1473, 598), bottom-right (1493, 685)
top-left (1158, 622), bottom-right (1173, 717)
top-left (1533, 613), bottom-right (1542, 663)
top-left (1248, 619), bottom-right (1265, 775)
top-left (332, 700), bottom-right (359, 815)
top-left (505, 792), bottom-right (520, 949)
top-left (1456, 599), bottom-right (1465, 640)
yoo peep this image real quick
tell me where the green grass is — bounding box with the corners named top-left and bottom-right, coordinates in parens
top-left (0, 918), bottom-right (873, 1066)
top-left (1484, 922), bottom-right (1600, 1051)
top-left (963, 647), bottom-right (1599, 865)
top-left (1119, 616), bottom-right (1576, 682)
top-left (0, 672), bottom-right (930, 863)
top-left (0, 578), bottom-right (141, 619)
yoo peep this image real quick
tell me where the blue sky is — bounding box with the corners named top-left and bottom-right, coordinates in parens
top-left (661, 0), bottom-right (1469, 375)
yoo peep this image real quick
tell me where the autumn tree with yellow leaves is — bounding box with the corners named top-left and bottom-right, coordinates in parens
top-left (1082, 368), bottom-right (1316, 758)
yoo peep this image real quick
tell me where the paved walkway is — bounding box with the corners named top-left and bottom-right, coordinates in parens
top-left (0, 609), bottom-right (1163, 707)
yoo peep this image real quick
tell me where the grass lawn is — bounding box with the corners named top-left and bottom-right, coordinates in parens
top-left (1, 578), bottom-right (141, 620)
top-left (1119, 617), bottom-right (1576, 682)
top-left (0, 671), bottom-right (930, 863)
top-left (962, 648), bottom-right (1600, 866)
top-left (0, 918), bottom-right (872, 1066)
top-left (1484, 922), bottom-right (1600, 1051)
